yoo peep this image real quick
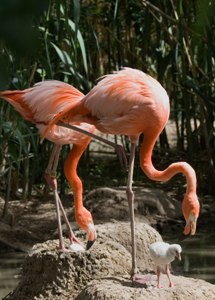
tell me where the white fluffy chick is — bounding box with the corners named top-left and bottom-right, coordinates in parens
top-left (149, 241), bottom-right (182, 288)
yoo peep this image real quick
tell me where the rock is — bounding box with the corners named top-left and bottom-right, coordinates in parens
top-left (84, 187), bottom-right (129, 221)
top-left (84, 187), bottom-right (182, 222)
top-left (134, 187), bottom-right (181, 219)
top-left (0, 222), bottom-right (37, 252)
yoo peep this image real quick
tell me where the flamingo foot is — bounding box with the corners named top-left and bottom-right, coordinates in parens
top-left (132, 273), bottom-right (151, 285)
top-left (57, 245), bottom-right (74, 253)
top-left (168, 282), bottom-right (176, 288)
top-left (69, 234), bottom-right (85, 246)
top-left (156, 284), bottom-right (164, 289)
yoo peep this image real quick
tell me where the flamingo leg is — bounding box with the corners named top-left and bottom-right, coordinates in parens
top-left (55, 190), bottom-right (83, 246)
top-left (156, 266), bottom-right (163, 288)
top-left (127, 142), bottom-right (151, 285)
top-left (53, 188), bottom-right (65, 251)
top-left (166, 264), bottom-right (175, 287)
top-left (126, 142), bottom-right (137, 276)
top-left (57, 121), bottom-right (128, 169)
top-left (44, 144), bottom-right (82, 252)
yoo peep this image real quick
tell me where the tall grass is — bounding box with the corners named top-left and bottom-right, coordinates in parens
top-left (0, 0), bottom-right (214, 215)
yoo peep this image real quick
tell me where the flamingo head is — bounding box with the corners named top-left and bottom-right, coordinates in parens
top-left (75, 207), bottom-right (96, 250)
top-left (182, 192), bottom-right (200, 235)
top-left (168, 244), bottom-right (182, 261)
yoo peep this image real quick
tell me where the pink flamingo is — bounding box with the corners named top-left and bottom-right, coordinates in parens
top-left (0, 81), bottom-right (98, 252)
top-left (44, 67), bottom-right (200, 283)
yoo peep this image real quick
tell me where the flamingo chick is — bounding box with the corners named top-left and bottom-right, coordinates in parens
top-left (149, 241), bottom-right (182, 288)
top-left (0, 81), bottom-right (96, 252)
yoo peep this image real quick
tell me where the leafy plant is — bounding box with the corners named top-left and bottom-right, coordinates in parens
top-left (0, 0), bottom-right (215, 209)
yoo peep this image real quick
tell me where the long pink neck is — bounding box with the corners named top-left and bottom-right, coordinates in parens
top-left (139, 132), bottom-right (197, 194)
top-left (64, 145), bottom-right (85, 212)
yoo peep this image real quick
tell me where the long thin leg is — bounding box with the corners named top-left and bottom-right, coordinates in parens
top-left (44, 144), bottom-right (82, 251)
top-left (55, 191), bottom-right (83, 245)
top-left (126, 142), bottom-right (137, 277)
top-left (166, 265), bottom-right (174, 287)
top-left (53, 188), bottom-right (64, 250)
top-left (127, 142), bottom-right (151, 285)
top-left (57, 121), bottom-right (128, 169)
top-left (156, 266), bottom-right (163, 288)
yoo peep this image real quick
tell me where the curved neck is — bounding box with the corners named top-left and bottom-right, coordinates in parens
top-left (64, 144), bottom-right (86, 211)
top-left (139, 132), bottom-right (197, 194)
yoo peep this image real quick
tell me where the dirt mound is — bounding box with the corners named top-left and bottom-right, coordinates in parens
top-left (85, 187), bottom-right (129, 221)
top-left (3, 222), bottom-right (215, 300)
top-left (76, 276), bottom-right (215, 300)
top-left (6, 240), bottom-right (130, 300)
top-left (2, 190), bottom-right (215, 300)
top-left (84, 187), bottom-right (181, 222)
top-left (4, 222), bottom-right (161, 300)
top-left (95, 221), bottom-right (162, 272)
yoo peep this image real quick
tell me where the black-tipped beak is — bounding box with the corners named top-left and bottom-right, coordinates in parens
top-left (86, 223), bottom-right (96, 250)
top-left (86, 239), bottom-right (96, 250)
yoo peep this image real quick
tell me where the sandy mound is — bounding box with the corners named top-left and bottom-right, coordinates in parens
top-left (76, 276), bottom-right (215, 300)
top-left (4, 222), bottom-right (161, 300)
top-left (3, 221), bottom-right (215, 300)
top-left (2, 189), bottom-right (215, 300)
top-left (95, 221), bottom-right (162, 272)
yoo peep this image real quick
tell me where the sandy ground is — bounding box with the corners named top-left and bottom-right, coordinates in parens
top-left (0, 187), bottom-right (215, 299)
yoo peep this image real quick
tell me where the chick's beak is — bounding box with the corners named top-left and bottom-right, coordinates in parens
top-left (176, 252), bottom-right (181, 261)
top-left (86, 223), bottom-right (96, 250)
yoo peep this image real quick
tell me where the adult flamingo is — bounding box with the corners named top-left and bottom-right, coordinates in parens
top-left (0, 81), bottom-right (98, 251)
top-left (45, 67), bottom-right (200, 283)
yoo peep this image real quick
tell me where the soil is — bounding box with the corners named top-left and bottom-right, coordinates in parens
top-left (1, 187), bottom-right (215, 300)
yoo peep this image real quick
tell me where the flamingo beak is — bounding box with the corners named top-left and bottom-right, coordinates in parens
top-left (190, 220), bottom-right (197, 235)
top-left (183, 214), bottom-right (197, 236)
top-left (182, 193), bottom-right (200, 237)
top-left (86, 223), bottom-right (96, 250)
top-left (86, 239), bottom-right (96, 250)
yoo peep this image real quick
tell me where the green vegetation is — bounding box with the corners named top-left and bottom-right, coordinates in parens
top-left (0, 0), bottom-right (215, 215)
